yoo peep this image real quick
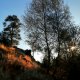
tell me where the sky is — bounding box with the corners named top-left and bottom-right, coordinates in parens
top-left (0, 0), bottom-right (32, 49)
top-left (0, 0), bottom-right (32, 32)
top-left (0, 0), bottom-right (80, 61)
top-left (64, 0), bottom-right (80, 25)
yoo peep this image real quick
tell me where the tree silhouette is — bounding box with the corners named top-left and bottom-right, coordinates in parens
top-left (3, 15), bottom-right (21, 46)
top-left (23, 0), bottom-right (73, 71)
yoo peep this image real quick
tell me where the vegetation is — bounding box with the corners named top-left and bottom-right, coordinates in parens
top-left (0, 44), bottom-right (53, 80)
top-left (23, 0), bottom-right (80, 71)
top-left (0, 0), bottom-right (80, 80)
top-left (3, 15), bottom-right (21, 46)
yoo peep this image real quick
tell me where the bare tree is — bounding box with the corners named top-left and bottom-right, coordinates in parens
top-left (23, 0), bottom-right (73, 70)
top-left (47, 0), bottom-right (73, 57)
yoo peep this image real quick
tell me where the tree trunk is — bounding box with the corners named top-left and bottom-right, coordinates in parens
top-left (42, 0), bottom-right (51, 72)
top-left (11, 27), bottom-right (13, 46)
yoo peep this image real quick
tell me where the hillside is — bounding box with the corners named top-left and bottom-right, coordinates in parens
top-left (0, 44), bottom-right (53, 80)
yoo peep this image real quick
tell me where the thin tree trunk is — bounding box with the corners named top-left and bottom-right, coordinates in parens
top-left (55, 10), bottom-right (61, 57)
top-left (11, 27), bottom-right (13, 46)
top-left (44, 26), bottom-right (51, 72)
top-left (42, 0), bottom-right (51, 72)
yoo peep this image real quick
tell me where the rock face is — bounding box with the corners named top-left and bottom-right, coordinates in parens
top-left (0, 44), bottom-right (39, 69)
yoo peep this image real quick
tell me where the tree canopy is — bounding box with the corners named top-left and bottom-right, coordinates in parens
top-left (3, 15), bottom-right (21, 46)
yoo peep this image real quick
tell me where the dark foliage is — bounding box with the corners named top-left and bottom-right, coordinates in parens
top-left (0, 32), bottom-right (11, 46)
top-left (41, 55), bottom-right (80, 80)
top-left (3, 15), bottom-right (21, 46)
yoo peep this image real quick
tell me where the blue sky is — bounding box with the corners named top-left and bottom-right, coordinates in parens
top-left (64, 0), bottom-right (80, 25)
top-left (0, 0), bottom-right (80, 50)
top-left (0, 0), bottom-right (32, 32)
top-left (0, 0), bottom-right (32, 50)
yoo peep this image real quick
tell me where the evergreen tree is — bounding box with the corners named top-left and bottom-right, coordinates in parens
top-left (3, 15), bottom-right (21, 46)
